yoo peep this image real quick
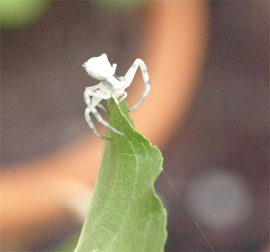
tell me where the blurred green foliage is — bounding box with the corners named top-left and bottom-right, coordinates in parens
top-left (0, 0), bottom-right (49, 29)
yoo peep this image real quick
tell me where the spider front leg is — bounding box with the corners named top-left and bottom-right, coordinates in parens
top-left (119, 91), bottom-right (127, 103)
top-left (111, 90), bottom-right (127, 106)
top-left (124, 59), bottom-right (151, 111)
top-left (84, 88), bottom-right (124, 138)
top-left (111, 94), bottom-right (120, 106)
top-left (84, 106), bottom-right (108, 140)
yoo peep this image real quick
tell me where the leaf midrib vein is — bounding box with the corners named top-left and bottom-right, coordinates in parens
top-left (104, 135), bottom-right (142, 252)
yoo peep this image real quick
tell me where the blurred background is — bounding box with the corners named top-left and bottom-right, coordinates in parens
top-left (1, 1), bottom-right (269, 251)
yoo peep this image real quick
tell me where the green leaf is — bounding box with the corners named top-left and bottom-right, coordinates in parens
top-left (75, 99), bottom-right (167, 252)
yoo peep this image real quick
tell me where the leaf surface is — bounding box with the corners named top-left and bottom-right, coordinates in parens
top-left (75, 100), bottom-right (167, 252)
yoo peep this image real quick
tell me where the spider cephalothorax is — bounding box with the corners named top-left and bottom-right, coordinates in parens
top-left (83, 53), bottom-right (151, 139)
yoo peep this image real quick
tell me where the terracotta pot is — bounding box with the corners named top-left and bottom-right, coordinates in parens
top-left (0, 1), bottom-right (209, 250)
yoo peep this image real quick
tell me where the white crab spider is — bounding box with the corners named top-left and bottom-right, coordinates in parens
top-left (83, 53), bottom-right (151, 139)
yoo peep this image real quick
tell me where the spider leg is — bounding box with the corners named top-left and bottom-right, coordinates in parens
top-left (119, 91), bottom-right (127, 103)
top-left (96, 103), bottom-right (107, 113)
top-left (123, 59), bottom-right (151, 111)
top-left (91, 96), bottom-right (108, 113)
top-left (84, 107), bottom-right (109, 140)
top-left (84, 88), bottom-right (124, 138)
top-left (112, 63), bottom-right (117, 73)
top-left (84, 84), bottom-right (109, 103)
top-left (91, 106), bottom-right (124, 136)
top-left (111, 94), bottom-right (120, 106)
